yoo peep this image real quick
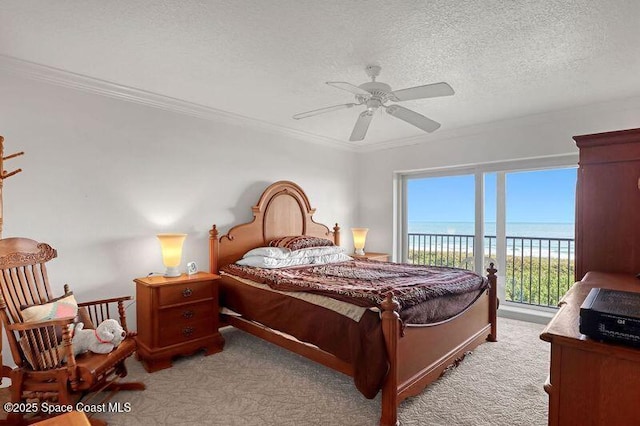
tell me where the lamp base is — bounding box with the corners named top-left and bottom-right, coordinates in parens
top-left (354, 248), bottom-right (365, 255)
top-left (163, 267), bottom-right (181, 277)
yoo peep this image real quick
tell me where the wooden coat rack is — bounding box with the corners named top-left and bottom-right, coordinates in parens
top-left (0, 135), bottom-right (24, 238)
top-left (0, 135), bottom-right (24, 388)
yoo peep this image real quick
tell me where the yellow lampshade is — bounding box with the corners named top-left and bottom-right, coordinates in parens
top-left (157, 233), bottom-right (187, 277)
top-left (351, 228), bottom-right (369, 255)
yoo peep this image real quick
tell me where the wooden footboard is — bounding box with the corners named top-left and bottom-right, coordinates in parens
top-left (379, 264), bottom-right (498, 426)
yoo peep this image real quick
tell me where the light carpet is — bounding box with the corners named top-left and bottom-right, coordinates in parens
top-left (96, 318), bottom-right (548, 425)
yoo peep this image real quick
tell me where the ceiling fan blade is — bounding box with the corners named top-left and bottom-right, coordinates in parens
top-left (326, 81), bottom-right (371, 97)
top-left (292, 103), bottom-right (358, 120)
top-left (391, 82), bottom-right (454, 102)
top-left (385, 105), bottom-right (441, 133)
top-left (349, 111), bottom-right (374, 141)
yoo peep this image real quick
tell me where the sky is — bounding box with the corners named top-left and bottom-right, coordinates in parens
top-left (407, 167), bottom-right (577, 223)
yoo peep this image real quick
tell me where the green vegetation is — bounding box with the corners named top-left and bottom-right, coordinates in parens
top-left (408, 249), bottom-right (575, 307)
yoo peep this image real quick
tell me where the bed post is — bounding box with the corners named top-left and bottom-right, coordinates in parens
top-left (333, 223), bottom-right (340, 246)
top-left (209, 225), bottom-right (219, 274)
top-left (380, 293), bottom-right (400, 426)
top-left (487, 262), bottom-right (498, 342)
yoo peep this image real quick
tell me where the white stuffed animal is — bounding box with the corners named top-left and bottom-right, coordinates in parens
top-left (72, 318), bottom-right (126, 356)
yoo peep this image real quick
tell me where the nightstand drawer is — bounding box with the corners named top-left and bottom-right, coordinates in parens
top-left (158, 281), bottom-right (214, 307)
top-left (160, 318), bottom-right (214, 347)
top-left (158, 301), bottom-right (215, 324)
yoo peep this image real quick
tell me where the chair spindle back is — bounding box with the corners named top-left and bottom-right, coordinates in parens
top-left (0, 238), bottom-right (61, 369)
top-left (0, 238), bottom-right (58, 323)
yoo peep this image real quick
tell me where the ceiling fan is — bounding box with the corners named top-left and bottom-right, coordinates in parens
top-left (292, 65), bottom-right (454, 141)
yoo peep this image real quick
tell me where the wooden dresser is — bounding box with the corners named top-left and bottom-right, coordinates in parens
top-left (134, 272), bottom-right (224, 372)
top-left (574, 128), bottom-right (640, 280)
top-left (540, 272), bottom-right (640, 426)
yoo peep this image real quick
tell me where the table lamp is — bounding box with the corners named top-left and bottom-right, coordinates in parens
top-left (351, 228), bottom-right (369, 255)
top-left (157, 233), bottom-right (187, 277)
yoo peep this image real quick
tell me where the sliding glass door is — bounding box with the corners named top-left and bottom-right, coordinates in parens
top-left (503, 168), bottom-right (576, 307)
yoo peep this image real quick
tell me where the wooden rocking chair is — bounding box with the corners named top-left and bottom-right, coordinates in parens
top-left (0, 238), bottom-right (144, 425)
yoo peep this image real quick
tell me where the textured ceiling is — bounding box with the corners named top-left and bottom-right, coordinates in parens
top-left (1, 0), bottom-right (639, 146)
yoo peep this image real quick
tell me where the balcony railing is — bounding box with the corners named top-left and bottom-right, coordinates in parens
top-left (407, 233), bottom-right (575, 308)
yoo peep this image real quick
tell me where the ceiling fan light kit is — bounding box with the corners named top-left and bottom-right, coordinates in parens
top-left (292, 65), bottom-right (454, 141)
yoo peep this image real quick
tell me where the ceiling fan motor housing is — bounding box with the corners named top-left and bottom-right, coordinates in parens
top-left (356, 81), bottom-right (393, 105)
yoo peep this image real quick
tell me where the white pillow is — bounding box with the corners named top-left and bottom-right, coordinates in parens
top-left (288, 246), bottom-right (345, 258)
top-left (311, 252), bottom-right (352, 265)
top-left (242, 247), bottom-right (292, 259)
top-left (241, 245), bottom-right (344, 260)
top-left (236, 252), bottom-right (352, 269)
top-left (236, 256), bottom-right (312, 268)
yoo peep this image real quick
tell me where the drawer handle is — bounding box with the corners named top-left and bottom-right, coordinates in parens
top-left (182, 327), bottom-right (194, 337)
top-left (182, 288), bottom-right (193, 298)
top-left (182, 310), bottom-right (195, 319)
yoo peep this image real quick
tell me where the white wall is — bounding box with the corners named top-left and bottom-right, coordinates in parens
top-left (0, 73), bottom-right (357, 365)
top-left (358, 96), bottom-right (640, 256)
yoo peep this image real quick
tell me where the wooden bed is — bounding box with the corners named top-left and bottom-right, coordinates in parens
top-left (209, 180), bottom-right (498, 426)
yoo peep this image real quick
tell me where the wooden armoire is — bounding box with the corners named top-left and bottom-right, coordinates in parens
top-left (574, 127), bottom-right (640, 280)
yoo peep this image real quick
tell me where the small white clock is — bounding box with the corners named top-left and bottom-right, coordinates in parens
top-left (186, 261), bottom-right (198, 275)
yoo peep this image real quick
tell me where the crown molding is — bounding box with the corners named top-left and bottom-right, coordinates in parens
top-left (0, 54), bottom-right (357, 152)
top-left (360, 95), bottom-right (640, 153)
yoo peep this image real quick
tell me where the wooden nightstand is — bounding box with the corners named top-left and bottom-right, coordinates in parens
top-left (134, 271), bottom-right (224, 372)
top-left (351, 252), bottom-right (390, 262)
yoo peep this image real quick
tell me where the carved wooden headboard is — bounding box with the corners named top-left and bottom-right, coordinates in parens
top-left (209, 181), bottom-right (340, 272)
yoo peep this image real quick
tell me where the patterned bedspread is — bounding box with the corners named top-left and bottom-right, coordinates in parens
top-left (222, 259), bottom-right (488, 311)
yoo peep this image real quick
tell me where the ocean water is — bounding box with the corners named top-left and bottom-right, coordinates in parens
top-left (408, 221), bottom-right (574, 258)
